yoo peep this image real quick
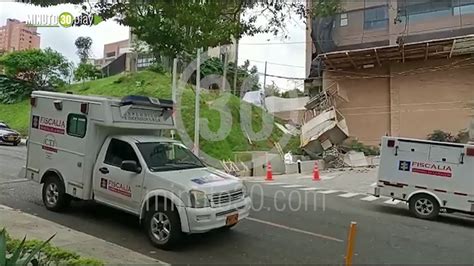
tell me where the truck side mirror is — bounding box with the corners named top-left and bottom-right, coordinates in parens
top-left (121, 160), bottom-right (142, 173)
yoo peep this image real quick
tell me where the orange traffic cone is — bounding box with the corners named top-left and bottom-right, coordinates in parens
top-left (312, 161), bottom-right (320, 181)
top-left (266, 161), bottom-right (273, 181)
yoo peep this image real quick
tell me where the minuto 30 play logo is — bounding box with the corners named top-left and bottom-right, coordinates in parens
top-left (27, 12), bottom-right (103, 28)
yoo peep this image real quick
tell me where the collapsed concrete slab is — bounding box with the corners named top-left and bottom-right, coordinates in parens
top-left (300, 107), bottom-right (349, 158)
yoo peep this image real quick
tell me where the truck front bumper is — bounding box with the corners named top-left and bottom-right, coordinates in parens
top-left (185, 196), bottom-right (252, 233)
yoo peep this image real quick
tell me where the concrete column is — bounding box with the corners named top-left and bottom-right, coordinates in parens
top-left (388, 0), bottom-right (399, 45)
top-left (389, 64), bottom-right (400, 136)
top-left (305, 0), bottom-right (313, 78)
top-left (469, 118), bottom-right (474, 141)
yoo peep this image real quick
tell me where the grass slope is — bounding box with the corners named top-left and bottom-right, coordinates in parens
top-left (0, 71), bottom-right (298, 160)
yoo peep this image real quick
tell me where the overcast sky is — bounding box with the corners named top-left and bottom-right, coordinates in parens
top-left (0, 2), bottom-right (306, 90)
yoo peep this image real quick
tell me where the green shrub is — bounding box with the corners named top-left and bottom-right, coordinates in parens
top-left (3, 228), bottom-right (103, 266)
top-left (1, 228), bottom-right (54, 266)
top-left (427, 130), bottom-right (457, 142)
top-left (455, 130), bottom-right (470, 144)
top-left (427, 129), bottom-right (470, 144)
top-left (148, 63), bottom-right (166, 74)
top-left (343, 139), bottom-right (380, 156)
top-left (0, 75), bottom-right (32, 104)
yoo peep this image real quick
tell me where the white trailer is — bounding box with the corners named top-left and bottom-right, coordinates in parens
top-left (25, 91), bottom-right (251, 249)
top-left (375, 136), bottom-right (474, 219)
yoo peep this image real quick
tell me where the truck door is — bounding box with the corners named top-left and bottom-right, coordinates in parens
top-left (93, 138), bottom-right (145, 213)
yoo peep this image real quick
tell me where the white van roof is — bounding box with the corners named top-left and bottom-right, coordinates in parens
top-left (32, 91), bottom-right (175, 130)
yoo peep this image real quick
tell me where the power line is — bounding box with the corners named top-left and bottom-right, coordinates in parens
top-left (245, 59), bottom-right (305, 69)
top-left (255, 57), bottom-right (474, 81)
top-left (257, 72), bottom-right (306, 80)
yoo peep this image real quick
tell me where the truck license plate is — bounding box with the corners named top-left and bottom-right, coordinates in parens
top-left (226, 213), bottom-right (239, 226)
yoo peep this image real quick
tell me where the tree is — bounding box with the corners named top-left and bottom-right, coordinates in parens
top-left (74, 63), bottom-right (102, 81)
top-left (0, 48), bottom-right (70, 90)
top-left (281, 88), bottom-right (305, 98)
top-left (75, 36), bottom-right (93, 64)
top-left (199, 57), bottom-right (260, 95)
top-left (24, 1), bottom-right (342, 60)
top-left (264, 82), bottom-right (282, 97)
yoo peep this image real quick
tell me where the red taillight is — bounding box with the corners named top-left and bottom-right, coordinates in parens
top-left (30, 97), bottom-right (36, 107)
top-left (466, 148), bottom-right (474, 156)
top-left (387, 139), bottom-right (395, 147)
top-left (80, 103), bottom-right (89, 114)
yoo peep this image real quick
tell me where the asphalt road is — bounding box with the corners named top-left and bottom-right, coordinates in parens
top-left (0, 145), bottom-right (473, 264)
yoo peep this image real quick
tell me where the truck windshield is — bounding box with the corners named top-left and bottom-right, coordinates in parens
top-left (137, 142), bottom-right (205, 172)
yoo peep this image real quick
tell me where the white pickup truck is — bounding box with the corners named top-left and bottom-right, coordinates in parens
top-left (375, 136), bottom-right (474, 219)
top-left (24, 91), bottom-right (251, 249)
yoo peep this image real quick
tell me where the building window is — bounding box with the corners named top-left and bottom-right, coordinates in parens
top-left (364, 6), bottom-right (388, 30)
top-left (340, 13), bottom-right (348, 26)
top-left (453, 0), bottom-right (474, 15)
top-left (106, 51), bottom-right (116, 58)
top-left (137, 56), bottom-right (156, 69)
top-left (398, 0), bottom-right (452, 21)
top-left (67, 114), bottom-right (87, 138)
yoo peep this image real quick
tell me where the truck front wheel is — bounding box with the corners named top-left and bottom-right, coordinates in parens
top-left (144, 202), bottom-right (182, 250)
top-left (42, 176), bottom-right (71, 211)
top-left (409, 194), bottom-right (440, 220)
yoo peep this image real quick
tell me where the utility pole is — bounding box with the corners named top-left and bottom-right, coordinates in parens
top-left (172, 58), bottom-right (178, 104)
top-left (262, 61), bottom-right (268, 110)
top-left (263, 61), bottom-right (268, 90)
top-left (194, 48), bottom-right (201, 156)
top-left (222, 48), bottom-right (229, 91)
top-left (233, 37), bottom-right (239, 96)
top-left (171, 58), bottom-right (178, 140)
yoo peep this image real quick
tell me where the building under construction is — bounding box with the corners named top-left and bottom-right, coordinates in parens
top-left (302, 0), bottom-right (474, 158)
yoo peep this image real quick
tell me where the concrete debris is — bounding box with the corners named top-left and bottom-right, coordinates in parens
top-left (343, 151), bottom-right (368, 167)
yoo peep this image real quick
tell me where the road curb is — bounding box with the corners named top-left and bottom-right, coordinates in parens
top-left (0, 204), bottom-right (168, 265)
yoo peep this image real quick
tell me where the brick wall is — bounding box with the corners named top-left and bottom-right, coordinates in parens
top-left (324, 57), bottom-right (474, 145)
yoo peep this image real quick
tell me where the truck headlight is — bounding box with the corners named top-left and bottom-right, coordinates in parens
top-left (189, 190), bottom-right (209, 208)
top-left (242, 183), bottom-right (249, 197)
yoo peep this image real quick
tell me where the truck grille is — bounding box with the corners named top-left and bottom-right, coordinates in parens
top-left (209, 189), bottom-right (244, 206)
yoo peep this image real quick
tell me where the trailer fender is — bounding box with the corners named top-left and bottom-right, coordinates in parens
top-left (139, 189), bottom-right (190, 233)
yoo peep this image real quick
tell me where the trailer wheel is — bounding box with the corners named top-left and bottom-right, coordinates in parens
top-left (409, 194), bottom-right (440, 220)
top-left (144, 202), bottom-right (182, 250)
top-left (42, 175), bottom-right (71, 211)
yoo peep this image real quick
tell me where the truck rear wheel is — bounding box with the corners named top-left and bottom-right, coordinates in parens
top-left (409, 194), bottom-right (440, 220)
top-left (144, 202), bottom-right (182, 250)
top-left (42, 175), bottom-right (71, 212)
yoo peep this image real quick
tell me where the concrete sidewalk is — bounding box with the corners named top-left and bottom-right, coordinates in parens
top-left (0, 204), bottom-right (166, 265)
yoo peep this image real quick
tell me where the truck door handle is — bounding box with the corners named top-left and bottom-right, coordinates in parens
top-left (99, 167), bottom-right (109, 174)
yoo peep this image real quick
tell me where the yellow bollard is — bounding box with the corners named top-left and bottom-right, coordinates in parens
top-left (345, 221), bottom-right (357, 266)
